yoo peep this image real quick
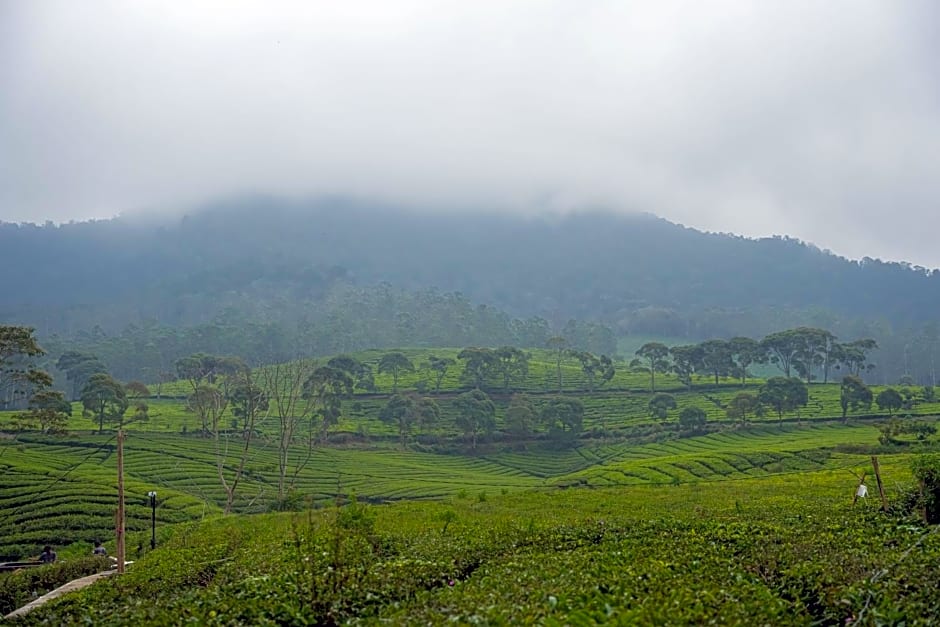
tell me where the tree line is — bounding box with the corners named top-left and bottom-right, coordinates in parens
top-left (632, 327), bottom-right (878, 392)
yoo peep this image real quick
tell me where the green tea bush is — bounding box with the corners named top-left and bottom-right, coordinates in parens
top-left (0, 556), bottom-right (112, 615)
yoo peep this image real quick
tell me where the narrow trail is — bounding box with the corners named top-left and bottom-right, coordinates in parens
top-left (4, 569), bottom-right (116, 620)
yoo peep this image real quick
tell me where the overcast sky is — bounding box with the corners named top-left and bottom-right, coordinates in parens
top-left (2, 1), bottom-right (939, 265)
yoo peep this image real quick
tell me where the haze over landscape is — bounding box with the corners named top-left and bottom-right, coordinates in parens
top-left (3, 1), bottom-right (940, 266)
top-left (3, 3), bottom-right (940, 625)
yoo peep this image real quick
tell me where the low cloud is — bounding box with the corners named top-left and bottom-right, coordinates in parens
top-left (2, 1), bottom-right (939, 265)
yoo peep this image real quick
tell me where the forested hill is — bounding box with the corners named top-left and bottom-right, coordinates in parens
top-left (2, 198), bottom-right (939, 337)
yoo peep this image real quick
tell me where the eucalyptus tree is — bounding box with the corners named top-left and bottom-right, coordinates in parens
top-left (728, 337), bottom-right (766, 386)
top-left (426, 355), bottom-right (455, 394)
top-left (633, 342), bottom-right (671, 392)
top-left (648, 393), bottom-right (677, 420)
top-left (379, 393), bottom-right (440, 449)
top-left (454, 389), bottom-right (496, 449)
top-left (377, 351), bottom-right (414, 393)
top-left (493, 346), bottom-right (529, 391)
top-left (457, 347), bottom-right (497, 390)
top-left (758, 377), bottom-right (808, 424)
top-left (540, 397), bottom-right (584, 444)
top-left (505, 393), bottom-right (537, 437)
top-left (698, 339), bottom-right (734, 385)
top-left (81, 373), bottom-right (128, 434)
top-left (839, 375), bottom-right (872, 422)
top-left (219, 366), bottom-right (270, 514)
top-left (670, 344), bottom-right (703, 390)
top-left (546, 336), bottom-right (569, 392)
top-left (262, 358), bottom-right (318, 500)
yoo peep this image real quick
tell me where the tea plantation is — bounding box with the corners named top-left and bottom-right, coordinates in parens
top-left (7, 461), bottom-right (940, 625)
top-left (2, 347), bottom-right (939, 623)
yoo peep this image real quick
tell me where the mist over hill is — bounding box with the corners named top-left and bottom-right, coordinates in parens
top-left (3, 197), bottom-right (940, 383)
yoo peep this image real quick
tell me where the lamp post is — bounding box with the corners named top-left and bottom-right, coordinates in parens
top-left (147, 491), bottom-right (157, 549)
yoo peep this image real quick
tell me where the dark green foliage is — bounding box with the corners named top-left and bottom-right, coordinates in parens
top-left (454, 389), bottom-right (496, 449)
top-left (1, 326), bottom-right (51, 411)
top-left (378, 394), bottom-right (440, 448)
top-left (0, 556), bottom-right (112, 615)
top-left (758, 377), bottom-right (809, 422)
top-left (678, 406), bottom-right (707, 431)
top-left (505, 394), bottom-right (537, 437)
top-left (726, 392), bottom-right (760, 424)
top-left (633, 342), bottom-right (670, 392)
top-left (698, 339), bottom-right (734, 385)
top-left (425, 355), bottom-right (454, 394)
top-left (377, 352), bottom-right (414, 393)
top-left (55, 351), bottom-right (107, 401)
top-left (80, 373), bottom-right (128, 434)
top-left (540, 397), bottom-right (584, 443)
top-left (457, 348), bottom-right (498, 391)
top-left (647, 393), bottom-right (677, 420)
top-left (876, 388), bottom-right (903, 415)
top-left (492, 347), bottom-right (529, 391)
top-left (840, 375), bottom-right (873, 420)
top-left (911, 454), bottom-right (940, 523)
top-left (669, 344), bottom-right (703, 389)
top-left (16, 389), bottom-right (71, 434)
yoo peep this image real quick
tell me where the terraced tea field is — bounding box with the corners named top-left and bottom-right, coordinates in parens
top-left (9, 456), bottom-right (935, 626)
top-left (0, 420), bottom-right (894, 560)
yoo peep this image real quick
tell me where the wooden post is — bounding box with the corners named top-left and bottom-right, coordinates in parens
top-left (871, 455), bottom-right (888, 512)
top-left (116, 430), bottom-right (125, 574)
top-left (852, 470), bottom-right (867, 505)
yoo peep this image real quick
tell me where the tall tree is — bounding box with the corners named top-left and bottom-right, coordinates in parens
top-left (377, 351), bottom-right (415, 393)
top-left (633, 342), bottom-right (671, 392)
top-left (758, 376), bottom-right (808, 423)
top-left (540, 397), bottom-right (584, 444)
top-left (379, 393), bottom-right (440, 449)
top-left (17, 389), bottom-right (71, 434)
top-left (838, 339), bottom-right (878, 377)
top-left (454, 389), bottom-right (496, 450)
top-left (425, 355), bottom-right (455, 394)
top-left (678, 406), bottom-right (707, 431)
top-left (457, 347), bottom-right (497, 390)
top-left (545, 336), bottom-right (569, 392)
top-left (303, 366), bottom-right (354, 442)
top-left (761, 329), bottom-right (806, 378)
top-left (55, 351), bottom-right (106, 400)
top-left (875, 388), bottom-right (903, 416)
top-left (493, 346), bottom-right (529, 391)
top-left (262, 359), bottom-right (317, 501)
top-left (698, 339), bottom-right (734, 385)
top-left (327, 355), bottom-right (374, 392)
top-left (505, 393), bottom-right (537, 437)
top-left (726, 392), bottom-right (760, 425)
top-left (728, 337), bottom-right (766, 387)
top-left (670, 345), bottom-right (703, 390)
top-left (218, 367), bottom-right (269, 514)
top-left (839, 375), bottom-right (872, 422)
top-left (80, 373), bottom-right (128, 434)
top-left (648, 393), bottom-right (677, 420)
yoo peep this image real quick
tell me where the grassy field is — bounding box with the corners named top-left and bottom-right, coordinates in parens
top-left (7, 456), bottom-right (937, 625)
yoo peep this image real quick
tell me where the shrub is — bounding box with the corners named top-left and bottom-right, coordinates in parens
top-left (911, 454), bottom-right (940, 523)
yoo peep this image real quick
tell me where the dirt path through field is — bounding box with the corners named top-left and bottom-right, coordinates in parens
top-left (3, 569), bottom-right (117, 620)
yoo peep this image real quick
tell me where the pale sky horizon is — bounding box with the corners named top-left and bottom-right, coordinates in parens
top-left (2, 1), bottom-right (939, 267)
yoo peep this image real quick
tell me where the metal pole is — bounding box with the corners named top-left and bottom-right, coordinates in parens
top-left (116, 430), bottom-right (125, 574)
top-left (148, 491), bottom-right (157, 549)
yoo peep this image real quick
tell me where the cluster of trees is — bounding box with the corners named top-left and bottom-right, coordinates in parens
top-left (1, 326), bottom-right (70, 433)
top-left (633, 327), bottom-right (878, 391)
top-left (377, 389), bottom-right (585, 450)
top-left (36, 295), bottom-right (616, 386)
